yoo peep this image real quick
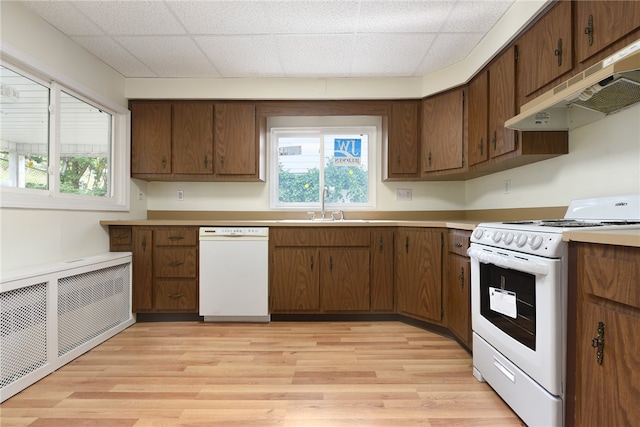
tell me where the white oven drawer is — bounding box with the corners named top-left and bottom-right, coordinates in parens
top-left (473, 333), bottom-right (563, 427)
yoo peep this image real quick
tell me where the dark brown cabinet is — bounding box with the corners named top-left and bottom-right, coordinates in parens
top-left (370, 228), bottom-right (395, 312)
top-left (518, 0), bottom-right (573, 100)
top-left (108, 226), bottom-right (198, 312)
top-left (445, 230), bottom-right (471, 349)
top-left (395, 228), bottom-right (443, 322)
top-left (568, 243), bottom-right (640, 427)
top-left (575, 0), bottom-right (640, 65)
top-left (488, 46), bottom-right (518, 159)
top-left (130, 101), bottom-right (261, 181)
top-left (467, 70), bottom-right (489, 168)
top-left (387, 101), bottom-right (421, 179)
top-left (421, 88), bottom-right (466, 175)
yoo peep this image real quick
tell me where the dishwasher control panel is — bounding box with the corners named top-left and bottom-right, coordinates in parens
top-left (199, 227), bottom-right (269, 238)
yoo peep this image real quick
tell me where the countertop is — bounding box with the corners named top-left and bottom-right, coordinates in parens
top-left (563, 228), bottom-right (640, 248)
top-left (100, 219), bottom-right (479, 231)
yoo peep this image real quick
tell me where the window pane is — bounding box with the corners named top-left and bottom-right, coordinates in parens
top-left (59, 91), bottom-right (111, 196)
top-left (277, 134), bottom-right (321, 203)
top-left (0, 66), bottom-right (50, 190)
top-left (324, 134), bottom-right (369, 204)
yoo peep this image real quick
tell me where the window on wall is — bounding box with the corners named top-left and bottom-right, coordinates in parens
top-left (0, 61), bottom-right (129, 210)
top-left (269, 116), bottom-right (378, 210)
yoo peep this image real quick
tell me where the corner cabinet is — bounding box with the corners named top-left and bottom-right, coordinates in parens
top-left (395, 228), bottom-right (443, 323)
top-left (108, 226), bottom-right (199, 312)
top-left (130, 101), bottom-right (263, 181)
top-left (568, 242), bottom-right (640, 427)
top-left (445, 230), bottom-right (471, 349)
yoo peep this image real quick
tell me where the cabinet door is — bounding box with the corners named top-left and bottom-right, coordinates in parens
top-left (489, 46), bottom-right (517, 158)
top-left (446, 254), bottom-right (471, 347)
top-left (518, 0), bottom-right (573, 98)
top-left (270, 247), bottom-right (320, 312)
top-left (214, 103), bottom-right (256, 176)
top-left (388, 101), bottom-right (420, 177)
top-left (396, 228), bottom-right (443, 322)
top-left (370, 228), bottom-right (395, 312)
top-left (576, 1), bottom-right (640, 64)
top-left (467, 70), bottom-right (489, 167)
top-left (321, 247), bottom-right (370, 312)
top-left (422, 89), bottom-right (464, 173)
top-left (130, 102), bottom-right (172, 174)
top-left (132, 228), bottom-right (153, 311)
top-left (578, 302), bottom-right (640, 427)
top-left (172, 102), bottom-right (213, 174)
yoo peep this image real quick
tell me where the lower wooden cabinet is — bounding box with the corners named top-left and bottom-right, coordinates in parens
top-left (109, 226), bottom-right (198, 313)
top-left (568, 243), bottom-right (640, 427)
top-left (269, 227), bottom-right (393, 313)
top-left (445, 229), bottom-right (471, 348)
top-left (395, 228), bottom-right (443, 322)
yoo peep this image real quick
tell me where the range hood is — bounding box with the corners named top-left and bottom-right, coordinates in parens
top-left (506, 39), bottom-right (640, 131)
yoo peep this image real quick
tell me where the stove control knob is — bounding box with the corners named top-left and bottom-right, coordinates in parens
top-left (515, 233), bottom-right (527, 247)
top-left (492, 231), bottom-right (502, 243)
top-left (529, 235), bottom-right (543, 250)
top-left (503, 232), bottom-right (514, 245)
top-left (472, 228), bottom-right (484, 240)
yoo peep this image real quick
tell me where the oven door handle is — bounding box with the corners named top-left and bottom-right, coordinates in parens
top-left (467, 247), bottom-right (549, 276)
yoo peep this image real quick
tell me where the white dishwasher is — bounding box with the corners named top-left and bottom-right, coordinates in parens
top-left (199, 227), bottom-right (270, 322)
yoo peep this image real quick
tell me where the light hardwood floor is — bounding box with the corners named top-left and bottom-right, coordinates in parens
top-left (1, 321), bottom-right (524, 427)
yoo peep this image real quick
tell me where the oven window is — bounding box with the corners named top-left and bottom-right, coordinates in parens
top-left (479, 263), bottom-right (536, 350)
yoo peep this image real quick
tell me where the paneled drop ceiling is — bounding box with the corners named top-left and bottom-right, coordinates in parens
top-left (19, 0), bottom-right (520, 79)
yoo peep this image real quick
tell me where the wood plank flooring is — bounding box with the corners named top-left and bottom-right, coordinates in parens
top-left (1, 321), bottom-right (524, 426)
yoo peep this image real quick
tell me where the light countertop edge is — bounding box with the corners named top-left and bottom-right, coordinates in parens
top-left (563, 228), bottom-right (640, 248)
top-left (99, 219), bottom-right (478, 231)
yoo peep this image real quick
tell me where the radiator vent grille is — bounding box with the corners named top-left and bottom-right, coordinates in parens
top-left (58, 264), bottom-right (131, 357)
top-left (0, 283), bottom-right (48, 388)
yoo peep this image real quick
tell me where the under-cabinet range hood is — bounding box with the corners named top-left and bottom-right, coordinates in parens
top-left (506, 39), bottom-right (640, 131)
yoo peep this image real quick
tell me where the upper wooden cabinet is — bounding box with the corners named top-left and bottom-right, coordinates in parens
top-left (387, 101), bottom-right (421, 179)
top-left (575, 0), bottom-right (640, 64)
top-left (130, 102), bottom-right (172, 174)
top-left (421, 88), bottom-right (466, 175)
top-left (467, 70), bottom-right (489, 167)
top-left (172, 102), bottom-right (214, 175)
top-left (518, 0), bottom-right (573, 99)
top-left (130, 101), bottom-right (262, 181)
top-left (488, 46), bottom-right (518, 159)
top-left (214, 103), bottom-right (257, 176)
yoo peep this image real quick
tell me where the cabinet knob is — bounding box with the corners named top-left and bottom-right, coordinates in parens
top-left (554, 38), bottom-right (563, 67)
top-left (591, 321), bottom-right (605, 365)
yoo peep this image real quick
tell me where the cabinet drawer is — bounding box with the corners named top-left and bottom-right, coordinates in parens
top-left (154, 247), bottom-right (197, 277)
top-left (154, 227), bottom-right (197, 246)
top-left (154, 280), bottom-right (197, 311)
top-left (580, 244), bottom-right (640, 309)
top-left (109, 226), bottom-right (132, 245)
top-left (448, 230), bottom-right (470, 256)
top-left (272, 227), bottom-right (371, 246)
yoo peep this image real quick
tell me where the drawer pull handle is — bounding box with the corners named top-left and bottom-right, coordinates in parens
top-left (168, 236), bottom-right (184, 241)
top-left (168, 261), bottom-right (184, 267)
top-left (454, 242), bottom-right (463, 248)
top-left (168, 293), bottom-right (184, 299)
top-left (591, 321), bottom-right (605, 365)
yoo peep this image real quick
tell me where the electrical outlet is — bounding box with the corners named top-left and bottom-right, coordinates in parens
top-left (395, 188), bottom-right (412, 201)
top-left (504, 179), bottom-right (511, 194)
top-left (137, 189), bottom-right (144, 200)
top-left (177, 190), bottom-right (184, 201)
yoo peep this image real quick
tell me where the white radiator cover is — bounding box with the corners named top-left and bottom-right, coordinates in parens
top-left (0, 253), bottom-right (133, 402)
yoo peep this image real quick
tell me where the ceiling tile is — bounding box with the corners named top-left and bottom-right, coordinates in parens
top-left (415, 33), bottom-right (485, 75)
top-left (167, 1), bottom-right (271, 35)
top-left (73, 1), bottom-right (186, 35)
top-left (21, 1), bottom-right (105, 36)
top-left (266, 1), bottom-right (360, 34)
top-left (196, 35), bottom-right (283, 77)
top-left (357, 1), bottom-right (454, 33)
top-left (115, 36), bottom-right (221, 78)
top-left (276, 34), bottom-right (355, 77)
top-left (441, 1), bottom-right (513, 32)
top-left (71, 36), bottom-right (157, 78)
top-left (352, 33), bottom-right (437, 77)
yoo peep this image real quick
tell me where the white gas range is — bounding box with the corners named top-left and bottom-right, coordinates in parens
top-left (468, 194), bottom-right (640, 427)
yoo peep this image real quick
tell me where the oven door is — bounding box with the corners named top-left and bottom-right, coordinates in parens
top-left (468, 243), bottom-right (565, 397)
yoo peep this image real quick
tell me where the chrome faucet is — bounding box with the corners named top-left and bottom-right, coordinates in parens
top-left (321, 186), bottom-right (329, 219)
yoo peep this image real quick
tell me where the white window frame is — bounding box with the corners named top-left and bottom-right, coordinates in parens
top-left (0, 50), bottom-right (130, 211)
top-left (268, 116), bottom-right (379, 211)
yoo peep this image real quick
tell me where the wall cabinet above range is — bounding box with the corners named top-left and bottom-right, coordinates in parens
top-left (130, 101), bottom-right (263, 182)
